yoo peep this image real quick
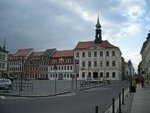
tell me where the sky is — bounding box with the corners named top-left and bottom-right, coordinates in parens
top-left (0, 0), bottom-right (150, 72)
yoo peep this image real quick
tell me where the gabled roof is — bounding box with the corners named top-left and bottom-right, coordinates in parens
top-left (30, 51), bottom-right (44, 57)
top-left (14, 48), bottom-right (34, 57)
top-left (74, 40), bottom-right (119, 50)
top-left (41, 48), bottom-right (56, 57)
top-left (52, 50), bottom-right (74, 58)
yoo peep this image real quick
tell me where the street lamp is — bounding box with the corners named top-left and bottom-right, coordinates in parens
top-left (18, 62), bottom-right (22, 96)
top-left (54, 64), bottom-right (57, 93)
top-left (128, 60), bottom-right (132, 93)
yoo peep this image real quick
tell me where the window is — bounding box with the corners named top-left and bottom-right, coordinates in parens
top-left (2, 55), bottom-right (5, 60)
top-left (88, 72), bottom-right (91, 77)
top-left (64, 74), bottom-right (66, 78)
top-left (88, 52), bottom-right (91, 57)
top-left (88, 61), bottom-right (91, 67)
top-left (82, 52), bottom-right (85, 57)
top-left (112, 72), bottom-right (116, 78)
top-left (112, 51), bottom-right (115, 56)
top-left (112, 61), bottom-right (116, 66)
top-left (82, 72), bottom-right (85, 78)
top-left (100, 51), bottom-right (103, 57)
top-left (94, 51), bottom-right (97, 57)
top-left (106, 72), bottom-right (109, 78)
top-left (82, 61), bottom-right (85, 67)
top-left (94, 61), bottom-right (97, 67)
top-left (100, 61), bottom-right (103, 67)
top-left (70, 66), bottom-right (72, 70)
top-left (67, 74), bottom-right (69, 78)
top-left (76, 52), bottom-right (79, 58)
top-left (106, 51), bottom-right (109, 56)
top-left (100, 72), bottom-right (103, 77)
top-left (106, 61), bottom-right (109, 67)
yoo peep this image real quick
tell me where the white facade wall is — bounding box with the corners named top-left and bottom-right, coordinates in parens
top-left (141, 41), bottom-right (150, 76)
top-left (74, 47), bottom-right (122, 80)
top-left (48, 64), bottom-right (74, 80)
top-left (0, 51), bottom-right (8, 74)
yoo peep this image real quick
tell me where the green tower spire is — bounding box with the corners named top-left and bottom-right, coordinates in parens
top-left (95, 14), bottom-right (102, 43)
top-left (96, 14), bottom-right (101, 28)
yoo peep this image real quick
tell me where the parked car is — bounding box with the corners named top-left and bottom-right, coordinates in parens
top-left (0, 78), bottom-right (12, 90)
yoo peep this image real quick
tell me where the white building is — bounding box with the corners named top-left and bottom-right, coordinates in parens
top-left (0, 46), bottom-right (8, 76)
top-left (74, 17), bottom-right (122, 81)
top-left (48, 50), bottom-right (74, 80)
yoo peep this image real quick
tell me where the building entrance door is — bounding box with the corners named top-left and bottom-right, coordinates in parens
top-left (93, 72), bottom-right (98, 80)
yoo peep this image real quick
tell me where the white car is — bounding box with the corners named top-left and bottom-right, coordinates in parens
top-left (0, 78), bottom-right (12, 89)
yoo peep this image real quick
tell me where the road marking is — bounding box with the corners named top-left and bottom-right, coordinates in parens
top-left (0, 96), bottom-right (6, 99)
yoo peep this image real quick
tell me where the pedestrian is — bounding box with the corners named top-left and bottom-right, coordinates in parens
top-left (140, 75), bottom-right (145, 88)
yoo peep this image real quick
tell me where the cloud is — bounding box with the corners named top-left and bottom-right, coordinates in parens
top-left (121, 47), bottom-right (141, 72)
top-left (0, 0), bottom-right (149, 71)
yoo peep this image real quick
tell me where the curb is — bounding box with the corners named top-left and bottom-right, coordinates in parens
top-left (0, 83), bottom-right (107, 98)
top-left (0, 91), bottom-right (71, 98)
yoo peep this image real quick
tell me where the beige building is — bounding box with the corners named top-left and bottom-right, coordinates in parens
top-left (140, 31), bottom-right (150, 77)
top-left (8, 48), bottom-right (34, 78)
top-left (74, 17), bottom-right (122, 81)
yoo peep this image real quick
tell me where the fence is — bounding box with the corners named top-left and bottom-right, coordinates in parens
top-left (94, 87), bottom-right (130, 113)
top-left (12, 82), bottom-right (33, 91)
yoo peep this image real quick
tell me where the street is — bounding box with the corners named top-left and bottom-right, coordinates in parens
top-left (0, 81), bottom-right (129, 113)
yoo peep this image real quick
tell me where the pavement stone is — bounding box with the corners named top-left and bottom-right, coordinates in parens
top-left (130, 84), bottom-right (150, 113)
top-left (122, 93), bottom-right (134, 113)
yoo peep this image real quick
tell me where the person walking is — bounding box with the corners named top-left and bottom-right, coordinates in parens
top-left (140, 75), bottom-right (145, 88)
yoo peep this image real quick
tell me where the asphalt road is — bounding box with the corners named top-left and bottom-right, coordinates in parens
top-left (0, 81), bottom-right (129, 113)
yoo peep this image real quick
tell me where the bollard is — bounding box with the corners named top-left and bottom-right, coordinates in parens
top-left (112, 98), bottom-right (115, 113)
top-left (122, 88), bottom-right (125, 105)
top-left (95, 106), bottom-right (98, 113)
top-left (119, 93), bottom-right (121, 113)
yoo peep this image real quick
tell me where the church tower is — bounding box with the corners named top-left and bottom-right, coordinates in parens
top-left (94, 15), bottom-right (102, 43)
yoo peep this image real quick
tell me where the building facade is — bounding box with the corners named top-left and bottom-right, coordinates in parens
top-left (48, 50), bottom-right (74, 80)
top-left (25, 51), bottom-right (44, 79)
top-left (39, 48), bottom-right (56, 79)
top-left (140, 31), bottom-right (150, 78)
top-left (0, 46), bottom-right (9, 76)
top-left (8, 48), bottom-right (34, 79)
top-left (74, 17), bottom-right (122, 81)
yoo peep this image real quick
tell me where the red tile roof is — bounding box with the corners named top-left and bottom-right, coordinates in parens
top-left (14, 48), bottom-right (34, 57)
top-left (74, 40), bottom-right (119, 50)
top-left (30, 52), bottom-right (44, 57)
top-left (52, 50), bottom-right (74, 58)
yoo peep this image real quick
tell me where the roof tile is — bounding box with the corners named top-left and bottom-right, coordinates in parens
top-left (14, 48), bottom-right (34, 57)
top-left (52, 50), bottom-right (73, 58)
top-left (74, 40), bottom-right (118, 50)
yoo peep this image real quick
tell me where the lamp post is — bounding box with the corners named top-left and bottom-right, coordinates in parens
top-left (18, 62), bottom-right (22, 96)
top-left (54, 64), bottom-right (57, 93)
top-left (128, 60), bottom-right (132, 93)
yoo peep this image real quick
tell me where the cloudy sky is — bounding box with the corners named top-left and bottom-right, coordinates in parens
top-left (0, 0), bottom-right (150, 71)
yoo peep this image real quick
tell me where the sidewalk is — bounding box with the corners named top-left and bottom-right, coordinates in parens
top-left (130, 84), bottom-right (150, 113)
